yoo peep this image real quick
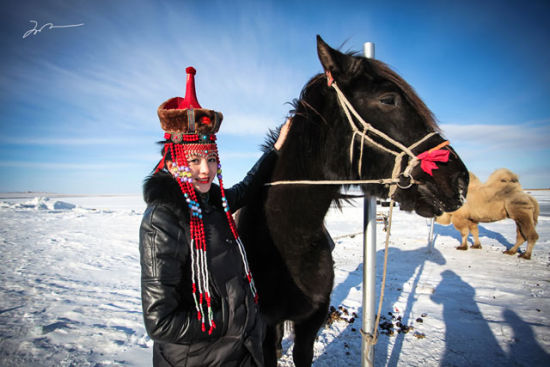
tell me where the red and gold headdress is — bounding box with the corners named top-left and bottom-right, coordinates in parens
top-left (155, 67), bottom-right (256, 334)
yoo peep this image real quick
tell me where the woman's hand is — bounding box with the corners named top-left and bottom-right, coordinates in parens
top-left (274, 117), bottom-right (292, 151)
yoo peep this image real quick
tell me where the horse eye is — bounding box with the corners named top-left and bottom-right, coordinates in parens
top-left (379, 93), bottom-right (397, 106)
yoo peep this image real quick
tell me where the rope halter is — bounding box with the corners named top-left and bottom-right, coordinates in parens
top-left (331, 80), bottom-right (450, 193)
top-left (266, 77), bottom-right (451, 191)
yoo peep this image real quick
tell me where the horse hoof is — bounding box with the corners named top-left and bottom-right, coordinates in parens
top-left (471, 245), bottom-right (482, 249)
top-left (519, 253), bottom-right (531, 260)
top-left (456, 246), bottom-right (468, 251)
top-left (503, 250), bottom-right (515, 255)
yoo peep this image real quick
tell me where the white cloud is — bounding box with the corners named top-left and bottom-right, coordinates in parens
top-left (440, 121), bottom-right (550, 152)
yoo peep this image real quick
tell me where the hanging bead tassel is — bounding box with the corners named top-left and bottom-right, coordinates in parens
top-left (171, 142), bottom-right (212, 332)
top-left (165, 136), bottom-right (259, 333)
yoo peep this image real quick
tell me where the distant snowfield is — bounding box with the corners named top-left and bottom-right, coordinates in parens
top-left (0, 191), bottom-right (549, 366)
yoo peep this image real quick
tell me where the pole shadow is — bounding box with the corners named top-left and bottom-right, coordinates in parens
top-left (378, 245), bottom-right (446, 366)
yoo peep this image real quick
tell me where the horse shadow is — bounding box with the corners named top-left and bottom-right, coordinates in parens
top-left (314, 238), bottom-right (446, 366)
top-left (434, 223), bottom-right (515, 251)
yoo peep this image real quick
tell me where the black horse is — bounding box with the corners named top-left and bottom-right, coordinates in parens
top-left (236, 35), bottom-right (469, 367)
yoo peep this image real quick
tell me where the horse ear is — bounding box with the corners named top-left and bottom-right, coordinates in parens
top-left (316, 35), bottom-right (352, 84)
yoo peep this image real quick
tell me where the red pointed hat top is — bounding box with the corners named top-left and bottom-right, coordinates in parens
top-left (181, 66), bottom-right (202, 109)
top-left (163, 67), bottom-right (202, 110)
top-left (157, 66), bottom-right (223, 135)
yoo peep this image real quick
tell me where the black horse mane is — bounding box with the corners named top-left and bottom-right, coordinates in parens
top-left (264, 51), bottom-right (441, 177)
top-left (261, 51), bottom-right (441, 207)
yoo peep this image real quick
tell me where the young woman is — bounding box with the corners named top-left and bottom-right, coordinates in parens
top-left (139, 66), bottom-right (289, 366)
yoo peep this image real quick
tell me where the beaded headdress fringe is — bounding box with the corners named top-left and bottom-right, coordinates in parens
top-left (159, 134), bottom-right (257, 335)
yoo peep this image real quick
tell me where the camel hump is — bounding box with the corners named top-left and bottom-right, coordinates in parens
top-left (468, 171), bottom-right (482, 188)
top-left (485, 168), bottom-right (522, 188)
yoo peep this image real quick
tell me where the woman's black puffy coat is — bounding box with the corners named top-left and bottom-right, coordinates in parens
top-left (140, 150), bottom-right (277, 366)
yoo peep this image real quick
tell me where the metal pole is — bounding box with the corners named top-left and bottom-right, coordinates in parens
top-left (361, 41), bottom-right (377, 367)
top-left (427, 217), bottom-right (435, 253)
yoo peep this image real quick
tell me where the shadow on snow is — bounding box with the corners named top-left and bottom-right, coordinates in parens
top-left (314, 234), bottom-right (549, 366)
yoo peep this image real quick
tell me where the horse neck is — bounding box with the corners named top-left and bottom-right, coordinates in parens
top-left (267, 142), bottom-right (340, 232)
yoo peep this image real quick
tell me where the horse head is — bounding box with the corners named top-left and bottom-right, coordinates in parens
top-left (313, 35), bottom-right (468, 217)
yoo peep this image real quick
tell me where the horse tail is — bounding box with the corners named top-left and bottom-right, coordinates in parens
top-left (435, 212), bottom-right (452, 225)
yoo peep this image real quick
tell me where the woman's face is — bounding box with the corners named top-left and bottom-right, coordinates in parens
top-left (186, 152), bottom-right (218, 193)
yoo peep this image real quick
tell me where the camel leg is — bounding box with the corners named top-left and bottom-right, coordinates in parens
top-left (518, 218), bottom-right (539, 260)
top-left (520, 236), bottom-right (538, 260)
top-left (292, 302), bottom-right (329, 367)
top-left (503, 224), bottom-right (525, 256)
top-left (470, 222), bottom-right (482, 249)
top-left (453, 219), bottom-right (470, 250)
top-left (503, 201), bottom-right (540, 260)
top-left (263, 322), bottom-right (284, 367)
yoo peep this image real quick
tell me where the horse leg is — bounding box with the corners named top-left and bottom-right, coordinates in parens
top-left (292, 302), bottom-right (329, 367)
top-left (470, 222), bottom-right (482, 249)
top-left (263, 322), bottom-right (284, 367)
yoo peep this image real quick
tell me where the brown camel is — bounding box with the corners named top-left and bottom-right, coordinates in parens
top-left (436, 169), bottom-right (540, 259)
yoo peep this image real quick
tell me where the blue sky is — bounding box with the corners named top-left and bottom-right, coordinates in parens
top-left (1, 0), bottom-right (549, 194)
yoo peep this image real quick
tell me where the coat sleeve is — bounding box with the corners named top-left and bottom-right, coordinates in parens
top-left (224, 149), bottom-right (278, 212)
top-left (139, 204), bottom-right (224, 343)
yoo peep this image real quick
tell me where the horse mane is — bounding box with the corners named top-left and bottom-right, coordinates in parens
top-left (262, 51), bottom-right (442, 208)
top-left (367, 58), bottom-right (440, 132)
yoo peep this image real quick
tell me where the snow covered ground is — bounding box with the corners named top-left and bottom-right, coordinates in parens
top-left (0, 191), bottom-right (549, 366)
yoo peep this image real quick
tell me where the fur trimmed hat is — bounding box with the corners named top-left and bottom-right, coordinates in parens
top-left (157, 67), bottom-right (223, 136)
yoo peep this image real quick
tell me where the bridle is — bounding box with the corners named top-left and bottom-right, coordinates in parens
top-left (267, 78), bottom-right (450, 195)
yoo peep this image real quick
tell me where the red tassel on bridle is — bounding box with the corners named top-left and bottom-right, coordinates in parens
top-left (416, 141), bottom-right (450, 176)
